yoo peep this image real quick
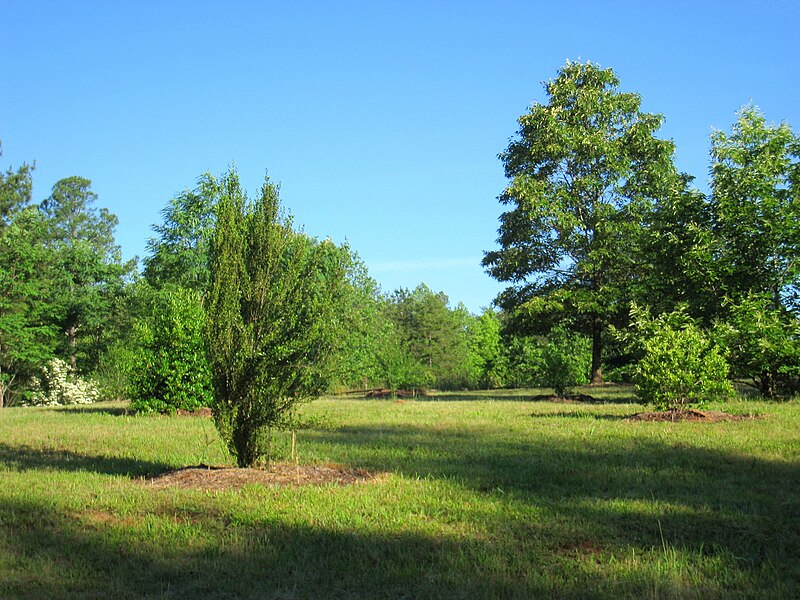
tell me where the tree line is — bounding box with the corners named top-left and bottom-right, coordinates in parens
top-left (484, 61), bottom-right (800, 401)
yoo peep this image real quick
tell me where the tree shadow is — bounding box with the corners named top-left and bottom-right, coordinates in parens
top-left (527, 411), bottom-right (630, 420)
top-left (404, 387), bottom-right (638, 404)
top-left (53, 405), bottom-right (131, 416)
top-left (0, 443), bottom-right (172, 478)
top-left (310, 424), bottom-right (800, 568)
top-left (0, 497), bottom-right (554, 599)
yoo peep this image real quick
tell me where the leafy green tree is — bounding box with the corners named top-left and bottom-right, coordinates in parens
top-left (710, 106), bottom-right (800, 310)
top-left (205, 169), bottom-right (348, 467)
top-left (483, 61), bottom-right (681, 383)
top-left (326, 251), bottom-right (389, 390)
top-left (505, 334), bottom-right (543, 389)
top-left (39, 177), bottom-right (133, 372)
top-left (716, 294), bottom-right (800, 398)
top-left (129, 287), bottom-right (214, 413)
top-left (0, 208), bottom-right (57, 406)
top-left (0, 143), bottom-right (34, 221)
top-left (144, 175), bottom-right (218, 292)
top-left (466, 308), bottom-right (507, 389)
top-left (386, 284), bottom-right (470, 389)
top-left (0, 147), bottom-right (57, 406)
top-left (628, 305), bottom-right (732, 411)
top-left (640, 181), bottom-right (722, 323)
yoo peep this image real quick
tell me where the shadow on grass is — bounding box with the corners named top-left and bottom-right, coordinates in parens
top-left (527, 411), bottom-right (630, 420)
top-left (53, 405), bottom-right (130, 416)
top-left (418, 387), bottom-right (638, 404)
top-left (0, 443), bottom-right (172, 478)
top-left (311, 424), bottom-right (800, 567)
top-left (0, 497), bottom-right (559, 599)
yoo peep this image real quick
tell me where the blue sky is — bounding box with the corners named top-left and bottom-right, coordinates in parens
top-left (3, 1), bottom-right (799, 313)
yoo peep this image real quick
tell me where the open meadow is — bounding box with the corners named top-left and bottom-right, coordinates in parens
top-left (1, 387), bottom-right (798, 599)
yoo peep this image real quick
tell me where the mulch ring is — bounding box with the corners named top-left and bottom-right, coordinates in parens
top-left (141, 463), bottom-right (380, 491)
top-left (175, 407), bottom-right (213, 417)
top-left (626, 409), bottom-right (761, 422)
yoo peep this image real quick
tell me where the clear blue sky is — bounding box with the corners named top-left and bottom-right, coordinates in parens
top-left (3, 1), bottom-right (798, 313)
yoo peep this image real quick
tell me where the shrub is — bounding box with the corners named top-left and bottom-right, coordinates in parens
top-left (505, 335), bottom-right (544, 389)
top-left (129, 287), bottom-right (213, 414)
top-left (539, 327), bottom-right (591, 396)
top-left (715, 293), bottom-right (800, 398)
top-left (27, 358), bottom-right (100, 405)
top-left (205, 171), bottom-right (348, 467)
top-left (630, 306), bottom-right (732, 411)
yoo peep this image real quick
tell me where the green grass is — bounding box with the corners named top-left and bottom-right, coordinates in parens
top-left (1, 387), bottom-right (798, 598)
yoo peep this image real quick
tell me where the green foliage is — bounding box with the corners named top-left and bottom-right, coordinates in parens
top-left (39, 176), bottom-right (134, 373)
top-left (326, 251), bottom-right (398, 390)
top-left (205, 169), bottom-right (348, 467)
top-left (144, 175), bottom-right (218, 292)
top-left (385, 284), bottom-right (471, 389)
top-left (539, 326), bottom-right (591, 396)
top-left (710, 106), bottom-right (800, 309)
top-left (640, 182), bottom-right (722, 323)
top-left (484, 61), bottom-right (682, 383)
top-left (129, 287), bottom-right (213, 414)
top-left (716, 293), bottom-right (800, 398)
top-left (466, 308), bottom-right (507, 389)
top-left (505, 335), bottom-right (543, 389)
top-left (628, 306), bottom-right (733, 411)
top-left (0, 151), bottom-right (58, 407)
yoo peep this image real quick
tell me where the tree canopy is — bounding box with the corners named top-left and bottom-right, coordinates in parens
top-left (483, 61), bottom-right (681, 382)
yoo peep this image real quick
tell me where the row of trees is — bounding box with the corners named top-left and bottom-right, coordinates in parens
top-left (0, 154), bottom-right (134, 407)
top-left (484, 61), bottom-right (800, 399)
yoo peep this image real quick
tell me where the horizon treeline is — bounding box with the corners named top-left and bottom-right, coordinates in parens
top-left (1, 71), bottom-right (798, 408)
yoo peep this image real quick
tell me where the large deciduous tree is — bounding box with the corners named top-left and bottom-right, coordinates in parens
top-left (483, 61), bottom-right (680, 383)
top-left (205, 169), bottom-right (347, 468)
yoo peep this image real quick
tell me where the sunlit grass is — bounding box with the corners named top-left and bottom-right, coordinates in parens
top-left (1, 389), bottom-right (798, 598)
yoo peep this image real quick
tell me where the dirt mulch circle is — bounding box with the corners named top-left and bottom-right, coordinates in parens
top-left (175, 407), bottom-right (213, 417)
top-left (626, 409), bottom-right (761, 422)
top-left (141, 463), bottom-right (380, 492)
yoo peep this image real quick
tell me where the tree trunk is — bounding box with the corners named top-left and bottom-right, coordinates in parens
top-left (590, 317), bottom-right (603, 384)
top-left (67, 324), bottom-right (78, 371)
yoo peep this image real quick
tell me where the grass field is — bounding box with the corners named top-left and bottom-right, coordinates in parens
top-left (1, 386), bottom-right (798, 598)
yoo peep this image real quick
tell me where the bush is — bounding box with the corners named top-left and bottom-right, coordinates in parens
top-left (539, 327), bottom-right (591, 396)
top-left (505, 335), bottom-right (544, 389)
top-left (716, 294), bottom-right (800, 398)
top-left (27, 358), bottom-right (100, 405)
top-left (129, 287), bottom-right (213, 414)
top-left (629, 306), bottom-right (732, 411)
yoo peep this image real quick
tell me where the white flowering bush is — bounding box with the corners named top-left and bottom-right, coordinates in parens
top-left (27, 358), bottom-right (101, 406)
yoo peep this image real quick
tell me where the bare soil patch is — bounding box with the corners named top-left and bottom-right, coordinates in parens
top-left (627, 409), bottom-right (760, 422)
top-left (141, 463), bottom-right (380, 491)
top-left (175, 407), bottom-right (213, 418)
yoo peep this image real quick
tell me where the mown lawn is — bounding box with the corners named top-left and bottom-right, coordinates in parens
top-left (1, 387), bottom-right (798, 599)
